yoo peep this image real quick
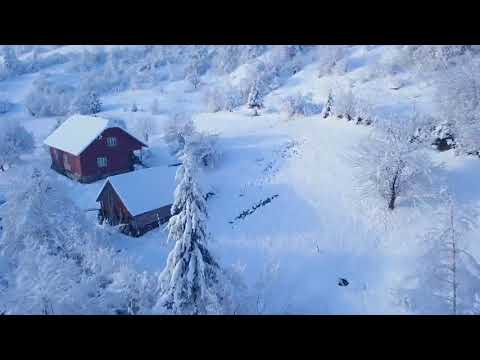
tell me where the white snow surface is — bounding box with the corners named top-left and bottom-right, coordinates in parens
top-left (3, 45), bottom-right (480, 314)
top-left (99, 165), bottom-right (178, 216)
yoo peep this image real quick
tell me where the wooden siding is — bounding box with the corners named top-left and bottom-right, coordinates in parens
top-left (80, 127), bottom-right (144, 182)
top-left (97, 181), bottom-right (133, 226)
top-left (50, 147), bottom-right (82, 180)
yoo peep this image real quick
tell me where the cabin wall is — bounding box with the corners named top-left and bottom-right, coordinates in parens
top-left (128, 205), bottom-right (173, 237)
top-left (81, 127), bottom-right (144, 183)
top-left (98, 181), bottom-right (133, 226)
top-left (50, 147), bottom-right (82, 180)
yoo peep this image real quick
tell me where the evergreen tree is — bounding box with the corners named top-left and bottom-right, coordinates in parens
top-left (247, 81), bottom-right (263, 116)
top-left (322, 91), bottom-right (334, 119)
top-left (156, 145), bottom-right (227, 315)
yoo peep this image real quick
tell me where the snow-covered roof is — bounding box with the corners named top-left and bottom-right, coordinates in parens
top-left (97, 166), bottom-right (178, 217)
top-left (43, 114), bottom-right (145, 156)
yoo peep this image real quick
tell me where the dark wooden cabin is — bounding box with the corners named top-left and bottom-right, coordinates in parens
top-left (44, 115), bottom-right (147, 183)
top-left (96, 166), bottom-right (177, 237)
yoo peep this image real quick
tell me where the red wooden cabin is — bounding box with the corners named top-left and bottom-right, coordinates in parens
top-left (96, 166), bottom-right (177, 237)
top-left (44, 115), bottom-right (147, 183)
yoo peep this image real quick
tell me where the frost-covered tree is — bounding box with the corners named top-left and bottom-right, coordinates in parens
top-left (134, 116), bottom-right (156, 144)
top-left (188, 132), bottom-right (221, 169)
top-left (185, 58), bottom-right (201, 90)
top-left (317, 45), bottom-right (349, 76)
top-left (0, 168), bottom-right (158, 314)
top-left (150, 98), bottom-right (160, 115)
top-left (247, 81), bottom-right (263, 116)
top-left (398, 190), bottom-right (480, 315)
top-left (0, 120), bottom-right (35, 172)
top-left (71, 91), bottom-right (102, 115)
top-left (407, 45), bottom-right (472, 75)
top-left (0, 46), bottom-right (23, 79)
top-left (434, 60), bottom-right (480, 155)
top-left (156, 147), bottom-right (229, 314)
top-left (162, 115), bottom-right (195, 156)
top-left (352, 117), bottom-right (436, 211)
top-left (24, 76), bottom-right (75, 117)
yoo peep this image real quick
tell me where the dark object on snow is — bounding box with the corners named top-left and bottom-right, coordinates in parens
top-left (231, 194), bottom-right (279, 224)
top-left (204, 192), bottom-right (215, 201)
top-left (168, 162), bottom-right (182, 167)
top-left (432, 135), bottom-right (455, 152)
top-left (338, 278), bottom-right (349, 287)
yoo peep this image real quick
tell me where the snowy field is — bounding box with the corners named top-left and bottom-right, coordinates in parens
top-left (1, 45), bottom-right (480, 314)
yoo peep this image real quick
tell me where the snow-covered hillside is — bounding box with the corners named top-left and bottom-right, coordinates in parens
top-left (2, 45), bottom-right (480, 315)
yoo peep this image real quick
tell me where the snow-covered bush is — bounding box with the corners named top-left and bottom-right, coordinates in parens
top-left (281, 93), bottom-right (322, 119)
top-left (24, 76), bottom-right (76, 117)
top-left (0, 120), bottom-right (35, 172)
top-left (325, 86), bottom-right (374, 125)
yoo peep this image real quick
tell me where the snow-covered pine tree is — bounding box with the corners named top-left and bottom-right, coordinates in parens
top-left (322, 91), bottom-right (334, 119)
top-left (156, 145), bottom-right (228, 315)
top-left (247, 81), bottom-right (263, 116)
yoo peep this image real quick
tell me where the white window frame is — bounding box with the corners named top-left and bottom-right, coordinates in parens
top-left (97, 156), bottom-right (108, 168)
top-left (106, 137), bottom-right (117, 147)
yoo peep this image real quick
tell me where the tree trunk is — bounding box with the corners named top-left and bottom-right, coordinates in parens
top-left (388, 192), bottom-right (396, 210)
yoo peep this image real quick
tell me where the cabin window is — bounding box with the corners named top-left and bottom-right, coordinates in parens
top-left (106, 137), bottom-right (117, 147)
top-left (97, 156), bottom-right (108, 168)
